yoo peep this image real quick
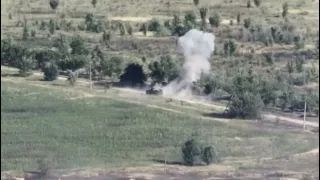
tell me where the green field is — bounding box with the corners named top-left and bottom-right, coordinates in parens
top-left (1, 80), bottom-right (318, 172)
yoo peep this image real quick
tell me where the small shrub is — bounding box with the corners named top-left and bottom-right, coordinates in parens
top-left (119, 23), bottom-right (126, 36)
top-left (253, 0), bottom-right (261, 7)
top-left (49, 0), bottom-right (59, 10)
top-left (102, 31), bottom-right (112, 46)
top-left (201, 146), bottom-right (219, 165)
top-left (22, 24), bottom-right (29, 41)
top-left (184, 12), bottom-right (197, 27)
top-left (237, 13), bottom-right (241, 25)
top-left (70, 36), bottom-right (88, 55)
top-left (40, 20), bottom-right (47, 31)
top-left (31, 29), bottom-right (36, 37)
top-left (282, 2), bottom-right (289, 18)
top-left (224, 39), bottom-right (237, 56)
top-left (42, 62), bottom-right (59, 81)
top-left (67, 70), bottom-right (79, 86)
top-left (244, 18), bottom-right (251, 29)
top-left (294, 35), bottom-right (305, 49)
top-left (49, 19), bottom-right (55, 35)
top-left (126, 23), bottom-right (133, 35)
top-left (148, 18), bottom-right (161, 31)
top-left (154, 25), bottom-right (170, 37)
top-left (199, 7), bottom-right (208, 21)
top-left (209, 13), bottom-right (221, 28)
top-left (17, 55), bottom-right (35, 77)
top-left (263, 53), bottom-right (275, 66)
top-left (193, 0), bottom-right (199, 6)
top-left (286, 60), bottom-right (294, 73)
top-left (295, 56), bottom-right (305, 73)
top-left (182, 139), bottom-right (202, 166)
top-left (142, 23), bottom-right (148, 36)
top-left (92, 0), bottom-right (97, 8)
top-left (247, 0), bottom-right (251, 8)
top-left (77, 23), bottom-right (86, 31)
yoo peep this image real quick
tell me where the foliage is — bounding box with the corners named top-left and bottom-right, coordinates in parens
top-left (49, 19), bottom-right (55, 34)
top-left (148, 55), bottom-right (179, 84)
top-left (42, 61), bottom-right (59, 81)
top-left (201, 146), bottom-right (219, 165)
top-left (209, 13), bottom-right (221, 28)
top-left (247, 0), bottom-right (251, 8)
top-left (237, 13), bottom-right (241, 25)
top-left (49, 0), bottom-right (59, 10)
top-left (70, 36), bottom-right (89, 55)
top-left (182, 139), bottom-right (202, 166)
top-left (84, 13), bottom-right (105, 33)
top-left (253, 0), bottom-right (261, 7)
top-left (92, 0), bottom-right (97, 8)
top-left (282, 2), bottom-right (289, 18)
top-left (22, 24), bottom-right (29, 41)
top-left (57, 54), bottom-right (87, 71)
top-left (223, 39), bottom-right (237, 56)
top-left (17, 53), bottom-right (35, 77)
top-left (244, 18), bottom-right (251, 29)
top-left (100, 56), bottom-right (124, 78)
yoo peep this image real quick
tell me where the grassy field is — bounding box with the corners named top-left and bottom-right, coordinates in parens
top-left (1, 78), bottom-right (319, 172)
top-left (1, 0), bottom-right (319, 179)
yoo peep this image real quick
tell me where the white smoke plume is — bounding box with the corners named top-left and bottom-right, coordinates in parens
top-left (162, 29), bottom-right (215, 98)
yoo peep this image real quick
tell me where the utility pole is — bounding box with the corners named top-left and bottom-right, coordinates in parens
top-left (89, 62), bottom-right (92, 90)
top-left (303, 70), bottom-right (306, 130)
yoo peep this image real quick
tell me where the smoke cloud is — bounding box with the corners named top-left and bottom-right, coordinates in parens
top-left (162, 29), bottom-right (215, 97)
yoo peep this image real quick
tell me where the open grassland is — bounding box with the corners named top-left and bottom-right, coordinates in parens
top-left (1, 76), bottom-right (319, 173)
top-left (1, 0), bottom-right (319, 179)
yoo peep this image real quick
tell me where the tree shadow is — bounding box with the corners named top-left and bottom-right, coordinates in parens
top-left (151, 159), bottom-right (184, 166)
top-left (202, 112), bottom-right (235, 119)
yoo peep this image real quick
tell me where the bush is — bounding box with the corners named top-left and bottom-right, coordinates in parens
top-left (148, 18), bottom-right (161, 31)
top-left (67, 70), bottom-right (79, 86)
top-left (49, 0), bottom-right (59, 10)
top-left (142, 23), bottom-right (148, 36)
top-left (40, 20), bottom-right (47, 31)
top-left (42, 61), bottom-right (59, 81)
top-left (286, 60), bottom-right (294, 73)
top-left (209, 13), bottom-right (221, 28)
top-left (57, 54), bottom-right (87, 71)
top-left (243, 18), bottom-right (251, 29)
top-left (118, 23), bottom-right (126, 36)
top-left (253, 0), bottom-right (261, 7)
top-left (184, 12), bottom-right (197, 27)
top-left (148, 55), bottom-right (179, 84)
top-left (30, 28), bottom-right (36, 37)
top-left (182, 139), bottom-right (202, 166)
top-left (49, 19), bottom-right (55, 34)
top-left (228, 91), bottom-right (264, 119)
top-left (282, 2), bottom-right (289, 18)
top-left (154, 25), bottom-right (170, 37)
top-left (84, 13), bottom-right (105, 33)
top-left (126, 23), bottom-right (133, 35)
top-left (119, 63), bottom-right (147, 86)
top-left (100, 56), bottom-right (124, 78)
top-left (193, 0), bottom-right (199, 6)
top-left (294, 35), bottom-right (305, 49)
top-left (22, 24), bottom-right (29, 41)
top-left (223, 39), bottom-right (237, 56)
top-left (17, 54), bottom-right (35, 77)
top-left (70, 36), bottom-right (88, 55)
top-left (237, 13), bottom-right (241, 25)
top-left (247, 0), bottom-right (251, 8)
top-left (33, 48), bottom-right (61, 69)
top-left (295, 56), bottom-right (304, 72)
top-left (201, 146), bottom-right (219, 165)
top-left (92, 0), bottom-right (97, 8)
